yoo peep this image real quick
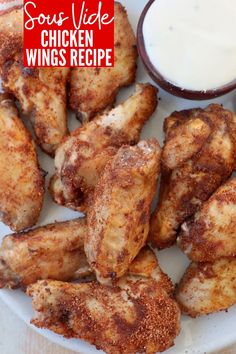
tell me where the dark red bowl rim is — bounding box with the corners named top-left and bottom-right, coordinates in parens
top-left (137, 0), bottom-right (236, 100)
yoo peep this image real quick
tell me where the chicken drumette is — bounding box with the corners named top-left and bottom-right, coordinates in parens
top-left (0, 218), bottom-right (88, 288)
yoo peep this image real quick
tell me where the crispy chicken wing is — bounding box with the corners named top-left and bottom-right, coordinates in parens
top-left (50, 84), bottom-right (158, 211)
top-left (0, 8), bottom-right (69, 155)
top-left (0, 220), bottom-right (173, 291)
top-left (117, 247), bottom-right (173, 295)
top-left (27, 253), bottom-right (180, 354)
top-left (0, 95), bottom-right (44, 231)
top-left (150, 104), bottom-right (236, 249)
top-left (175, 258), bottom-right (236, 317)
top-left (84, 246), bottom-right (174, 292)
top-left (178, 177), bottom-right (236, 261)
top-left (0, 7), bottom-right (22, 62)
top-left (70, 2), bottom-right (138, 122)
top-left (0, 218), bottom-right (87, 289)
top-left (85, 139), bottom-right (161, 284)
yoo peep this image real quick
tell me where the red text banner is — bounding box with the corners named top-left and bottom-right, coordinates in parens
top-left (24, 0), bottom-right (114, 67)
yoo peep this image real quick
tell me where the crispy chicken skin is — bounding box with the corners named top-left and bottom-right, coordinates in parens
top-left (178, 177), bottom-right (236, 262)
top-left (175, 258), bottom-right (236, 317)
top-left (27, 253), bottom-right (180, 354)
top-left (2, 64), bottom-right (69, 155)
top-left (0, 8), bottom-right (69, 155)
top-left (118, 247), bottom-right (173, 295)
top-left (70, 2), bottom-right (138, 122)
top-left (0, 95), bottom-right (44, 232)
top-left (85, 139), bottom-right (161, 284)
top-left (50, 84), bottom-right (158, 211)
top-left (80, 246), bottom-right (174, 293)
top-left (0, 218), bottom-right (88, 289)
top-left (0, 7), bottom-right (22, 62)
top-left (150, 104), bottom-right (236, 249)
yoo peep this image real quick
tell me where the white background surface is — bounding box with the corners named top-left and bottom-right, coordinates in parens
top-left (0, 0), bottom-right (236, 353)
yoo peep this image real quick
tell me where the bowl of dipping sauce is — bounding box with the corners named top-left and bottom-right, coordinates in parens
top-left (137, 0), bottom-right (236, 100)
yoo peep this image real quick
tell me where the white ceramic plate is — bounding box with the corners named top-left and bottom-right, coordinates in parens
top-left (1, 1), bottom-right (236, 353)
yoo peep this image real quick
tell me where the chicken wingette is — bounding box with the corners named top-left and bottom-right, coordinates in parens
top-left (50, 83), bottom-right (158, 211)
top-left (178, 176), bottom-right (236, 261)
top-left (0, 8), bottom-right (69, 155)
top-left (175, 258), bottom-right (236, 317)
top-left (27, 248), bottom-right (180, 354)
top-left (85, 139), bottom-right (161, 284)
top-left (69, 2), bottom-right (138, 122)
top-left (150, 104), bottom-right (236, 249)
top-left (0, 218), bottom-right (87, 288)
top-left (0, 94), bottom-right (44, 231)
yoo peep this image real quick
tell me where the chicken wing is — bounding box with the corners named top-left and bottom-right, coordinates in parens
top-left (117, 246), bottom-right (173, 295)
top-left (69, 2), bottom-right (138, 122)
top-left (82, 246), bottom-right (174, 294)
top-left (178, 177), bottom-right (236, 261)
top-left (150, 104), bottom-right (236, 249)
top-left (0, 7), bottom-right (22, 62)
top-left (85, 139), bottom-right (161, 284)
top-left (50, 83), bottom-right (158, 211)
top-left (27, 257), bottom-right (180, 354)
top-left (0, 94), bottom-right (44, 231)
top-left (0, 218), bottom-right (88, 289)
top-left (175, 258), bottom-right (236, 317)
top-left (0, 8), bottom-right (69, 155)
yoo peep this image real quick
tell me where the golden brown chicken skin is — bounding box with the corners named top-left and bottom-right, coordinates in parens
top-left (117, 247), bottom-right (173, 295)
top-left (0, 7), bottom-right (22, 63)
top-left (50, 83), bottom-right (158, 211)
top-left (150, 104), bottom-right (236, 249)
top-left (0, 218), bottom-right (87, 289)
top-left (85, 139), bottom-right (161, 284)
top-left (175, 258), bottom-right (236, 317)
top-left (80, 246), bottom-right (173, 293)
top-left (178, 177), bottom-right (236, 262)
top-left (69, 2), bottom-right (138, 122)
top-left (0, 95), bottom-right (44, 232)
top-left (27, 252), bottom-right (180, 354)
top-left (0, 8), bottom-right (69, 155)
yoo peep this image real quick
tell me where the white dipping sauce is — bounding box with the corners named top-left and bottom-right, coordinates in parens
top-left (143, 0), bottom-right (236, 91)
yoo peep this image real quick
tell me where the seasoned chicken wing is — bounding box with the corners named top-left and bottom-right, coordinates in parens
top-left (0, 7), bottom-right (22, 62)
top-left (85, 139), bottom-right (161, 284)
top-left (0, 95), bottom-right (44, 231)
top-left (175, 258), bottom-right (236, 317)
top-left (178, 177), bottom-right (236, 261)
top-left (80, 246), bottom-right (173, 293)
top-left (117, 246), bottom-right (173, 295)
top-left (0, 218), bottom-right (88, 289)
top-left (70, 2), bottom-right (138, 122)
top-left (27, 256), bottom-right (180, 354)
top-left (150, 104), bottom-right (236, 249)
top-left (51, 84), bottom-right (158, 211)
top-left (0, 8), bottom-right (69, 155)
